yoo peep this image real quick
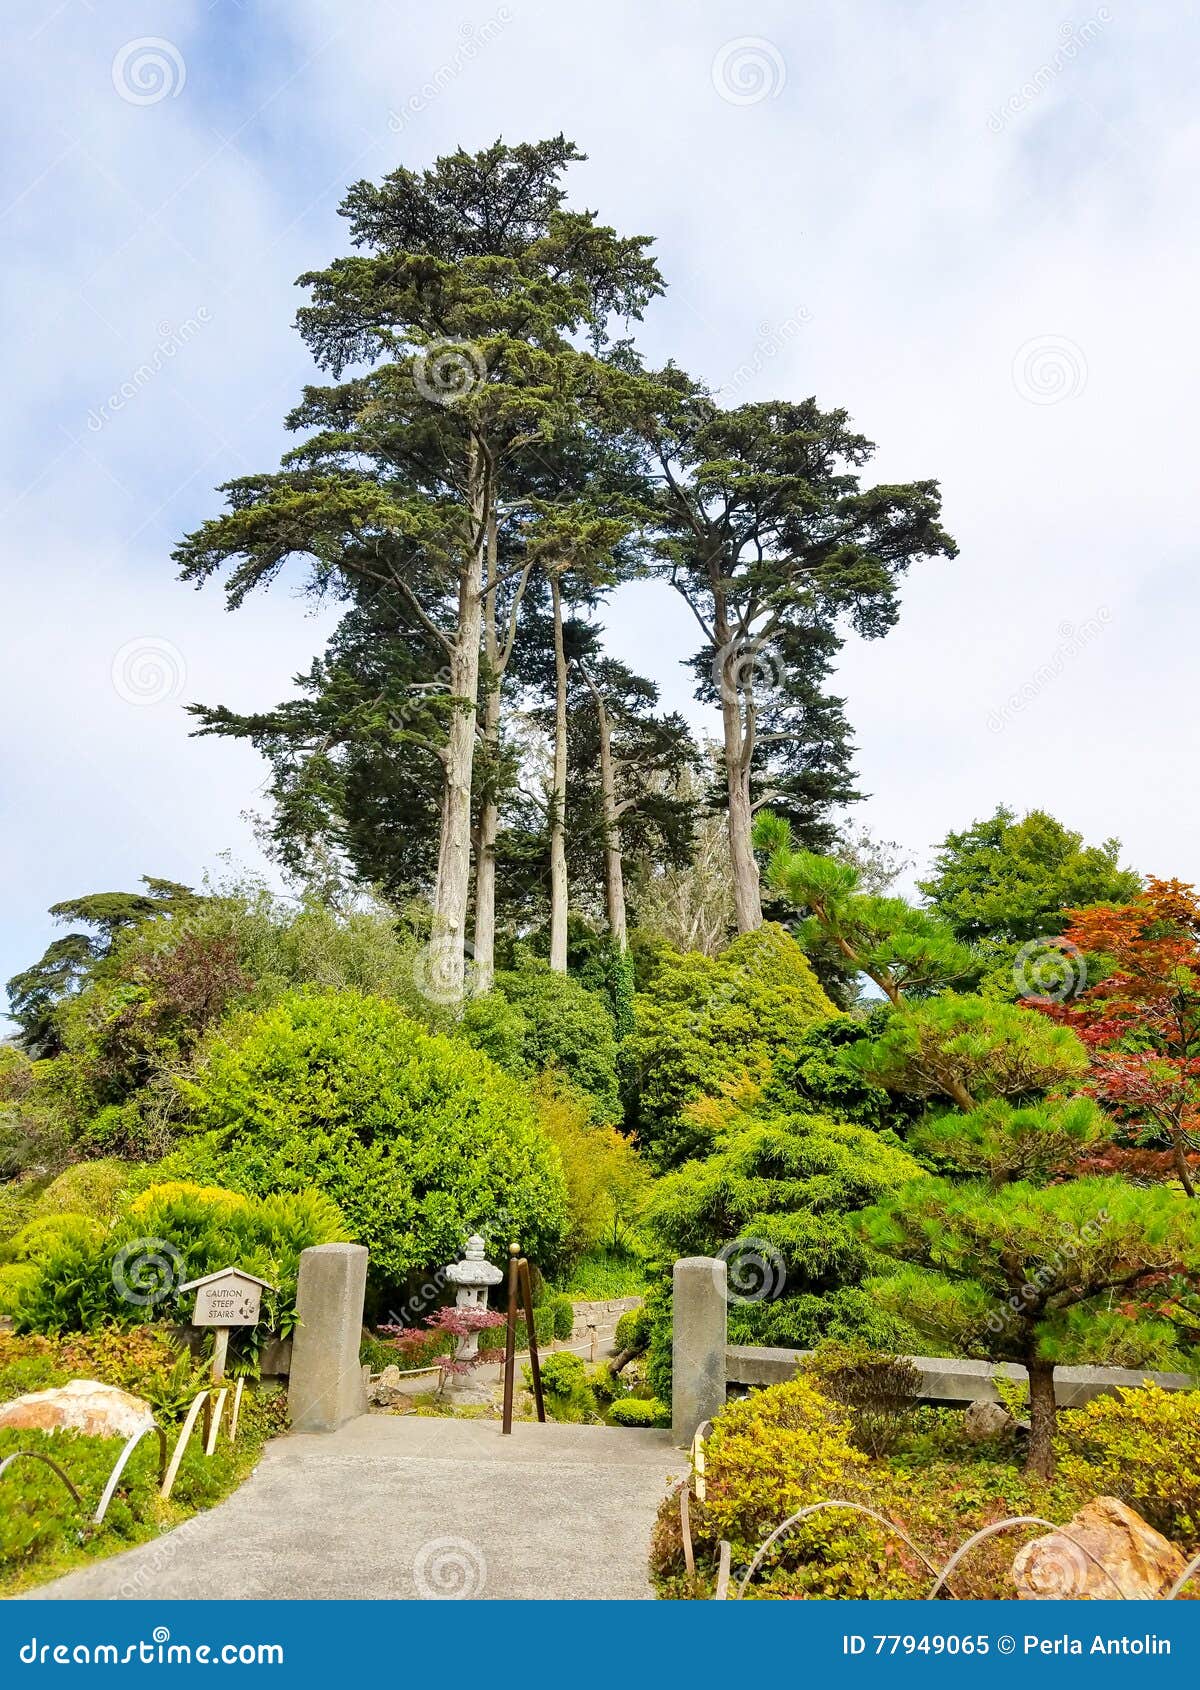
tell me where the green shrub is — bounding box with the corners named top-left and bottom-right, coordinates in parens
top-left (1056, 1384), bottom-right (1200, 1543)
top-left (802, 1341), bottom-right (920, 1456)
top-left (166, 989), bottom-right (569, 1287)
top-left (481, 1303), bottom-right (555, 1357)
top-left (555, 1247), bottom-right (649, 1300)
top-left (572, 931), bottom-right (636, 1040)
top-left (527, 1352), bottom-right (620, 1423)
top-left (700, 1378), bottom-right (866, 1555)
top-left (610, 1396), bottom-right (669, 1428)
top-left (463, 963), bottom-right (620, 1119)
top-left (765, 1010), bottom-right (905, 1130)
top-left (622, 925), bottom-right (836, 1167)
top-left (614, 1305), bottom-right (649, 1355)
top-left (727, 1287), bottom-right (917, 1354)
top-left (531, 1076), bottom-right (649, 1262)
top-left (5, 1180), bottom-right (347, 1342)
top-left (549, 1294), bottom-right (574, 1341)
top-left (29, 1160), bottom-right (132, 1224)
top-left (648, 1104), bottom-right (922, 1379)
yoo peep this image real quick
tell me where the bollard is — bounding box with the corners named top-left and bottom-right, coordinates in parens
top-left (671, 1255), bottom-right (727, 1446)
top-left (287, 1243), bottom-right (369, 1433)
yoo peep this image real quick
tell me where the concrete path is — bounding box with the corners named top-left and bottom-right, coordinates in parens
top-left (26, 1417), bottom-right (684, 1601)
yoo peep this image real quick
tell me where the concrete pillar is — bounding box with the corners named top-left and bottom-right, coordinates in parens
top-left (288, 1243), bottom-right (369, 1433)
top-left (672, 1255), bottom-right (727, 1446)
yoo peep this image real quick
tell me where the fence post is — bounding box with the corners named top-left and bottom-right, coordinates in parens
top-left (287, 1243), bottom-right (369, 1433)
top-left (672, 1255), bottom-right (727, 1446)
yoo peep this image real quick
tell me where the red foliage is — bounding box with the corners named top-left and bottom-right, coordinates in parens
top-left (1040, 879), bottom-right (1200, 1193)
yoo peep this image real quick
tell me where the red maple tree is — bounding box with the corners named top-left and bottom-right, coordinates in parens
top-left (1044, 877), bottom-right (1200, 1196)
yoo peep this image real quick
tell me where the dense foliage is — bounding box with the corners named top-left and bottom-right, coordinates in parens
top-left (166, 990), bottom-right (570, 1287)
top-left (651, 1371), bottom-right (1200, 1601)
top-left (1, 1180), bottom-right (348, 1346)
top-left (622, 925), bottom-right (834, 1167)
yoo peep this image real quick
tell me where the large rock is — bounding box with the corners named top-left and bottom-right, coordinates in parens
top-left (1012, 1496), bottom-right (1186, 1600)
top-left (963, 1399), bottom-right (1015, 1441)
top-left (0, 1379), bottom-right (155, 1441)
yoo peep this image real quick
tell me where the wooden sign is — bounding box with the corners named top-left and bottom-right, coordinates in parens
top-left (179, 1268), bottom-right (276, 1383)
top-left (180, 1268), bottom-right (274, 1328)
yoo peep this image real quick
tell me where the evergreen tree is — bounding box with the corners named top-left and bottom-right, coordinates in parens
top-left (175, 138), bottom-right (661, 1001)
top-left (754, 813), bottom-right (978, 1006)
top-left (7, 880), bottom-right (200, 1056)
top-left (851, 997), bottom-right (1200, 1475)
top-left (635, 369), bottom-right (956, 932)
top-left (919, 806), bottom-right (1141, 996)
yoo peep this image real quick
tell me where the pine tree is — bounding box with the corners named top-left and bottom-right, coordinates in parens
top-left (850, 998), bottom-right (1200, 1475)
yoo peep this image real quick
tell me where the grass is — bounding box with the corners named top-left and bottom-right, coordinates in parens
top-left (0, 1328), bottom-right (289, 1596)
top-left (0, 1386), bottom-right (286, 1596)
top-left (552, 1247), bottom-right (650, 1300)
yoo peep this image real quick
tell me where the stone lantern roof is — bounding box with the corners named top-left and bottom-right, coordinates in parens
top-left (444, 1234), bottom-right (503, 1289)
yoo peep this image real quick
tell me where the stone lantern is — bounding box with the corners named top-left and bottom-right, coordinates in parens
top-left (443, 1234), bottom-right (503, 1361)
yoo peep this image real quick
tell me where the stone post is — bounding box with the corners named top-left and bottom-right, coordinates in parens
top-left (287, 1243), bottom-right (369, 1433)
top-left (672, 1255), bottom-right (727, 1446)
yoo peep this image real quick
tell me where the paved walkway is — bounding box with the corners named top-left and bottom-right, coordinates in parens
top-left (27, 1417), bottom-right (683, 1601)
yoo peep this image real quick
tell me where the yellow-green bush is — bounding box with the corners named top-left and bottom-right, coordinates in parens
top-left (622, 925), bottom-right (836, 1168)
top-left (29, 1160), bottom-right (132, 1224)
top-left (1056, 1384), bottom-right (1200, 1544)
top-left (4, 1180), bottom-right (347, 1341)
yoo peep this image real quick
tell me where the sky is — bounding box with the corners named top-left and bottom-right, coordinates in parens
top-left (1, 0), bottom-right (1196, 1024)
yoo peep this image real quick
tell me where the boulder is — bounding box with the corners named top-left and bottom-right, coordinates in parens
top-left (0, 1379), bottom-right (155, 1441)
top-left (1012, 1496), bottom-right (1186, 1600)
top-left (963, 1399), bottom-right (1015, 1441)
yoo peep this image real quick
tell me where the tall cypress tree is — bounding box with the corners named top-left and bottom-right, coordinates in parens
top-left (635, 368), bottom-right (956, 932)
top-left (175, 139), bottom-right (661, 1000)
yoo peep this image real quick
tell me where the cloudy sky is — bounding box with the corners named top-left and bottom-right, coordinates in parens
top-left (1, 0), bottom-right (1193, 1019)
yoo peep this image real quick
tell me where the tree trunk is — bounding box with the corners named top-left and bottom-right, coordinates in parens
top-left (721, 676), bottom-right (762, 934)
top-left (1024, 1353), bottom-right (1058, 1478)
top-left (548, 573), bottom-right (569, 972)
top-left (475, 724), bottom-right (499, 995)
top-left (429, 440), bottom-right (487, 1002)
top-left (1173, 1132), bottom-right (1196, 1199)
top-left (586, 669), bottom-right (627, 950)
top-left (474, 515), bottom-right (501, 995)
